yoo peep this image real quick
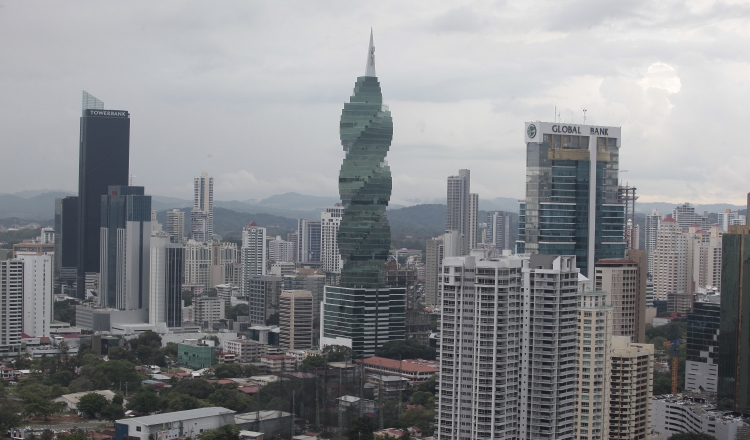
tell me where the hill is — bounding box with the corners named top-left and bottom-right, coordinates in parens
top-left (387, 204), bottom-right (446, 238)
top-left (0, 192), bottom-right (74, 219)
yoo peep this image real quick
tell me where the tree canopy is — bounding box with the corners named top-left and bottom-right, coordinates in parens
top-left (76, 392), bottom-right (108, 417)
top-left (375, 339), bottom-right (436, 361)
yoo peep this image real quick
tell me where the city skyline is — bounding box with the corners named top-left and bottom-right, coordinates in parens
top-left (3, 2), bottom-right (750, 206)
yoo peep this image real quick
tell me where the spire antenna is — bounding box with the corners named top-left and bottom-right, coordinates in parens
top-left (365, 28), bottom-right (376, 77)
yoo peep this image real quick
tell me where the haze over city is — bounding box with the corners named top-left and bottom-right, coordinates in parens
top-left (3, 1), bottom-right (750, 205)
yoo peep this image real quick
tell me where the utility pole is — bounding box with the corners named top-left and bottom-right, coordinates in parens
top-left (291, 390), bottom-right (295, 439)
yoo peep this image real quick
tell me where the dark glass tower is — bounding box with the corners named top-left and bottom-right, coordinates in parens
top-left (54, 196), bottom-right (79, 294)
top-left (76, 92), bottom-right (130, 298)
top-left (337, 33), bottom-right (393, 289)
top-left (321, 31), bottom-right (405, 357)
top-left (686, 297), bottom-right (720, 392)
top-left (718, 226), bottom-right (750, 412)
top-left (517, 122), bottom-right (625, 278)
top-left (99, 185), bottom-right (151, 309)
top-left (165, 245), bottom-right (184, 328)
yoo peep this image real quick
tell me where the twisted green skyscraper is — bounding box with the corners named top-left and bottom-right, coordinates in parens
top-left (338, 30), bottom-right (393, 288)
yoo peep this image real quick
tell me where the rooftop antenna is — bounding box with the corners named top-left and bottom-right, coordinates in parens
top-left (129, 175), bottom-right (136, 186)
top-left (583, 109), bottom-right (587, 124)
top-left (554, 105), bottom-right (556, 122)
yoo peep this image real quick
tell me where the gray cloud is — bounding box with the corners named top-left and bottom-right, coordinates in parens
top-left (1, 0), bottom-right (750, 206)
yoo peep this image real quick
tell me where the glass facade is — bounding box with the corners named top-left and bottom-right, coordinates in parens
top-left (99, 185), bottom-right (151, 309)
top-left (718, 230), bottom-right (750, 412)
top-left (519, 131), bottom-right (625, 277)
top-left (338, 76), bottom-right (393, 288)
top-left (322, 286), bottom-right (405, 357)
top-left (54, 196), bottom-right (79, 289)
top-left (77, 103), bottom-right (130, 298)
top-left (687, 301), bottom-right (720, 364)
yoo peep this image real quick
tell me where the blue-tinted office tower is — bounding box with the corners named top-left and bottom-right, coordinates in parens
top-left (517, 122), bottom-right (625, 277)
top-left (77, 91), bottom-right (130, 299)
top-left (99, 186), bottom-right (151, 310)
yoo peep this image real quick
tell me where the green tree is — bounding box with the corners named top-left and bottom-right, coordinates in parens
top-left (398, 407), bottom-right (434, 436)
top-left (375, 339), bottom-right (436, 361)
top-left (57, 428), bottom-right (89, 440)
top-left (171, 379), bottom-right (216, 399)
top-left (101, 403), bottom-right (125, 422)
top-left (0, 401), bottom-right (23, 434)
top-left (300, 354), bottom-right (327, 371)
top-left (129, 331), bottom-right (163, 351)
top-left (416, 375), bottom-right (437, 394)
top-left (242, 364), bottom-right (259, 377)
top-left (161, 393), bottom-right (206, 412)
top-left (206, 387), bottom-right (252, 412)
top-left (23, 395), bottom-right (62, 421)
top-left (112, 394), bottom-right (124, 405)
top-left (196, 424), bottom-right (241, 440)
top-left (163, 343), bottom-right (178, 359)
top-left (76, 392), bottom-right (108, 418)
top-left (126, 390), bottom-right (160, 414)
top-left (323, 345), bottom-right (353, 362)
top-left (108, 346), bottom-right (136, 362)
top-left (225, 304), bottom-right (248, 321)
top-left (667, 434), bottom-right (718, 440)
top-left (40, 429), bottom-right (55, 440)
top-left (213, 363), bottom-right (243, 379)
top-left (348, 416), bottom-right (376, 440)
top-left (410, 391), bottom-right (435, 407)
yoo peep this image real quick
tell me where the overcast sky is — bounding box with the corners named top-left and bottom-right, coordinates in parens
top-left (2, 0), bottom-right (750, 206)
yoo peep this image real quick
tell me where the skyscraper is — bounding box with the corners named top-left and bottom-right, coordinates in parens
top-left (241, 223), bottom-right (267, 314)
top-left (645, 210), bottom-right (661, 275)
top-left (673, 203), bottom-right (710, 231)
top-left (184, 240), bottom-right (212, 289)
top-left (575, 288), bottom-right (612, 440)
top-left (517, 122), bottom-right (625, 278)
top-left (166, 209), bottom-right (185, 244)
top-left (609, 337), bottom-right (654, 440)
top-left (595, 249), bottom-right (648, 343)
top-left (191, 172), bottom-right (214, 242)
top-left (718, 225), bottom-right (750, 412)
top-left (297, 218), bottom-right (321, 263)
top-left (320, 31), bottom-right (405, 356)
top-left (149, 234), bottom-right (184, 330)
top-left (77, 92), bottom-right (130, 298)
top-left (424, 237), bottom-right (444, 306)
top-left (320, 204), bottom-right (344, 273)
top-left (685, 294), bottom-right (720, 393)
top-left (279, 290), bottom-right (313, 349)
top-left (446, 169), bottom-right (470, 254)
top-left (436, 253), bottom-right (581, 439)
top-left (652, 216), bottom-right (687, 301)
top-left (488, 211), bottom-right (511, 250)
top-left (99, 185), bottom-right (151, 310)
top-left (436, 251), bottom-right (523, 440)
top-left (0, 259), bottom-right (23, 357)
top-left (20, 255), bottom-right (52, 338)
top-left (468, 192), bottom-right (478, 252)
top-left (54, 196), bottom-right (79, 294)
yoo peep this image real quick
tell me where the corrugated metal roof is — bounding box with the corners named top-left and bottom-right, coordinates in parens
top-left (117, 407), bottom-right (234, 426)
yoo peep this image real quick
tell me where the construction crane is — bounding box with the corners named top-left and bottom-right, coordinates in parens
top-left (664, 339), bottom-right (683, 394)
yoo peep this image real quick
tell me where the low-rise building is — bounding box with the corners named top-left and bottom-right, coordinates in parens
top-left (652, 395), bottom-right (750, 440)
top-left (249, 375), bottom-right (279, 387)
top-left (224, 339), bottom-right (262, 363)
top-left (355, 356), bottom-right (438, 384)
top-left (178, 343), bottom-right (217, 369)
top-left (260, 355), bottom-right (296, 372)
top-left (234, 411), bottom-right (292, 439)
top-left (54, 390), bottom-right (117, 411)
top-left (114, 407), bottom-right (235, 440)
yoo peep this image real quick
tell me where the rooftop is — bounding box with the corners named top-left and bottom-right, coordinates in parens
top-left (357, 357), bottom-right (439, 373)
top-left (116, 407), bottom-right (234, 426)
top-left (235, 410), bottom-right (291, 423)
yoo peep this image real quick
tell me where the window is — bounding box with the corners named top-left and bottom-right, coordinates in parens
top-left (136, 427), bottom-right (141, 432)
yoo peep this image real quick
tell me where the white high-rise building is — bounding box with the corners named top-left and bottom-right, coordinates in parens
top-left (0, 259), bottom-right (23, 356)
top-left (184, 240), bottom-right (212, 289)
top-left (40, 228), bottom-right (55, 244)
top-left (672, 203), bottom-right (710, 231)
top-left (519, 255), bottom-right (579, 439)
top-left (446, 169), bottom-right (470, 255)
top-left (652, 216), bottom-right (687, 301)
top-left (575, 288), bottom-right (612, 440)
top-left (268, 236), bottom-right (295, 264)
top-left (436, 252), bottom-right (581, 440)
top-left (489, 211), bottom-right (511, 250)
top-left (19, 255), bottom-right (52, 338)
top-left (191, 172), bottom-right (214, 241)
top-left (166, 209), bottom-right (185, 244)
top-left (468, 193), bottom-right (478, 251)
top-left (241, 222), bottom-right (267, 298)
top-left (645, 210), bottom-right (661, 276)
top-left (436, 250), bottom-right (523, 440)
top-left (279, 290), bottom-right (313, 350)
top-left (718, 209), bottom-right (746, 232)
top-left (320, 204), bottom-right (344, 273)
